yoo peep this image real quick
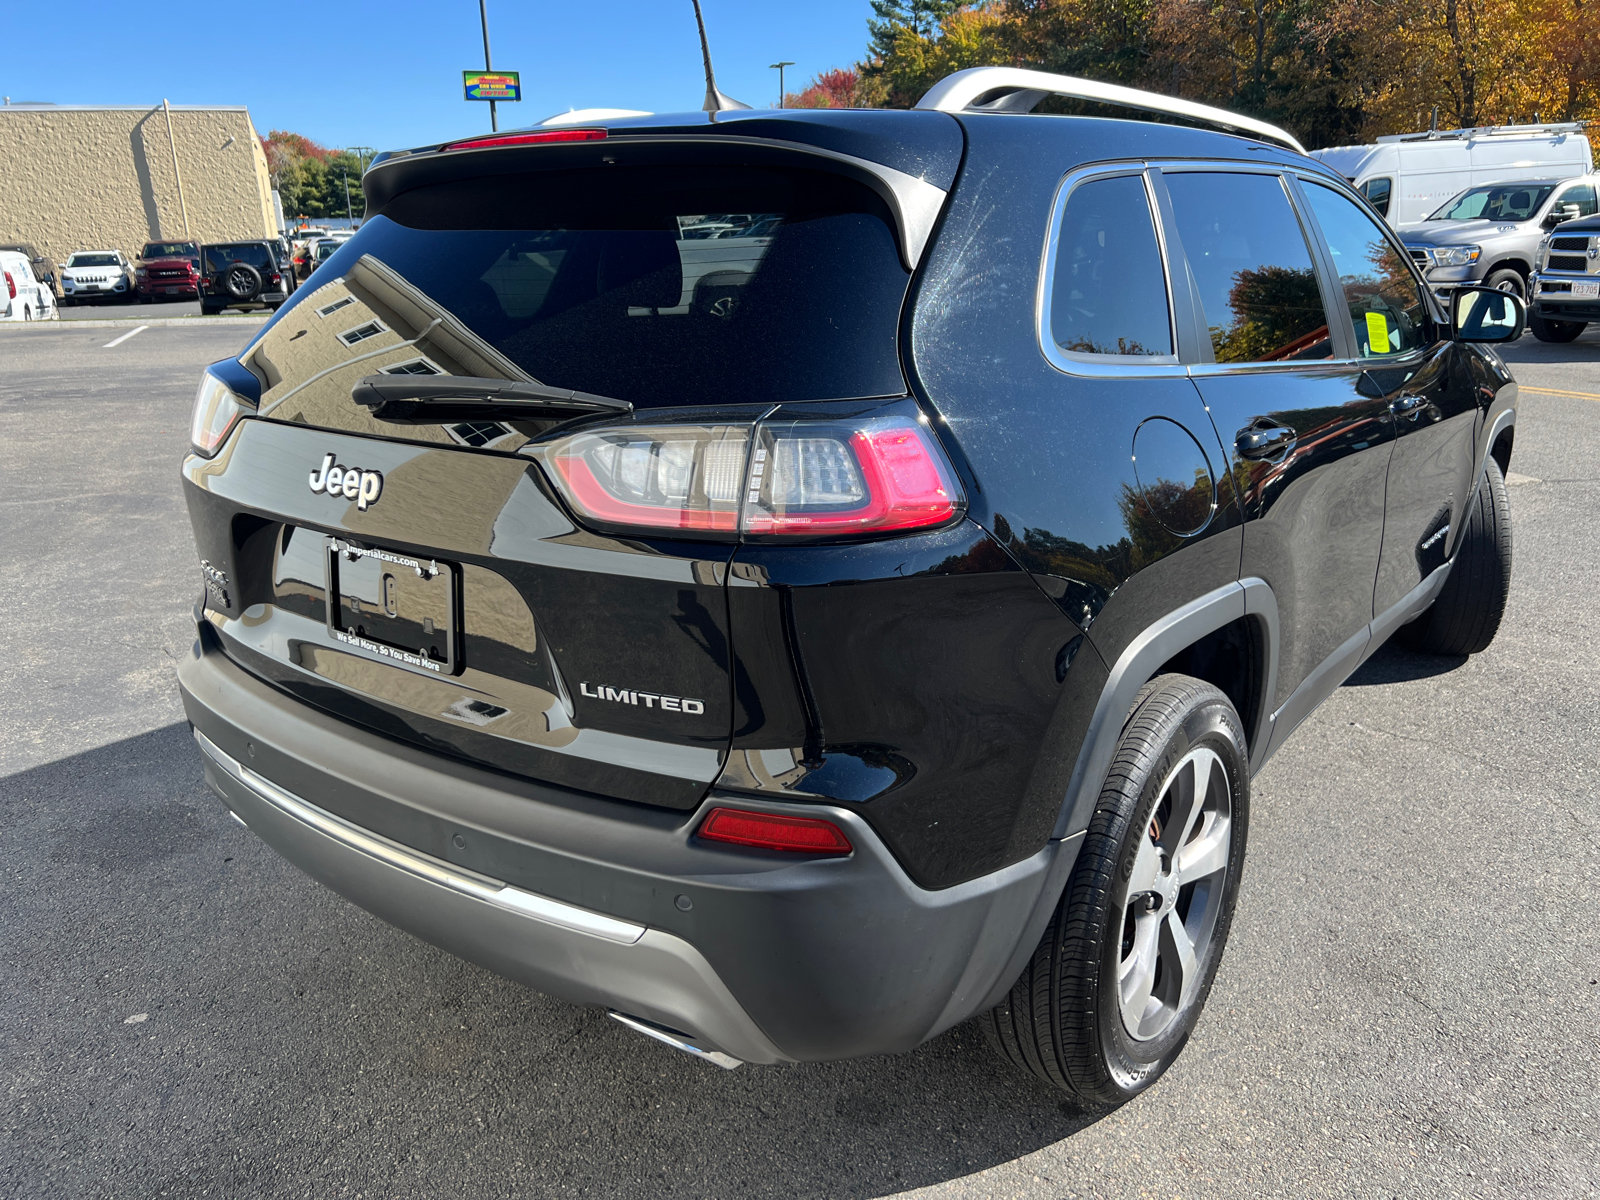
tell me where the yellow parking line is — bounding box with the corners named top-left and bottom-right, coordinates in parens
top-left (1520, 386), bottom-right (1600, 401)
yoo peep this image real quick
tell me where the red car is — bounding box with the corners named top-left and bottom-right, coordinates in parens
top-left (135, 240), bottom-right (201, 302)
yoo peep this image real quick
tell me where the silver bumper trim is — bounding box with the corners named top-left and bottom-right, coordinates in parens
top-left (194, 728), bottom-right (646, 946)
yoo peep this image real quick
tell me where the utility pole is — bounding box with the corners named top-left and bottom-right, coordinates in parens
top-left (346, 145), bottom-right (373, 222)
top-left (770, 61), bottom-right (794, 108)
top-left (479, 0), bottom-right (497, 132)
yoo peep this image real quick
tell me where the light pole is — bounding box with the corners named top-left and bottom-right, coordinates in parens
top-left (479, 0), bottom-right (497, 132)
top-left (770, 61), bottom-right (795, 108)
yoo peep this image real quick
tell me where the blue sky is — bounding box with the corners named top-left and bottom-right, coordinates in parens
top-left (1, 1), bottom-right (872, 152)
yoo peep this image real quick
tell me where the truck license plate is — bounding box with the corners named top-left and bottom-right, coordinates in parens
top-left (1573, 281), bottom-right (1599, 298)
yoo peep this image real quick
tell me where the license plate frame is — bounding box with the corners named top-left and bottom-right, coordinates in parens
top-left (1573, 281), bottom-right (1599, 298)
top-left (324, 537), bottom-right (459, 675)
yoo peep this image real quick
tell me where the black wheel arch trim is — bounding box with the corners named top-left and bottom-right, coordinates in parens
top-left (1051, 578), bottom-right (1278, 840)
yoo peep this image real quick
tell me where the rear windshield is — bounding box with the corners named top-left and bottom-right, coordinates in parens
top-left (205, 244), bottom-right (272, 270)
top-left (269, 164), bottom-right (911, 408)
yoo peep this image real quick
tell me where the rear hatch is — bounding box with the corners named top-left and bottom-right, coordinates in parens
top-left (183, 126), bottom-right (942, 810)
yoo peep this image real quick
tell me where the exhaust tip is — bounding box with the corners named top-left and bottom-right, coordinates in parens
top-left (608, 1010), bottom-right (743, 1070)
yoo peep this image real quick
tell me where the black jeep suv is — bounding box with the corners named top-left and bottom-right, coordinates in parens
top-left (198, 240), bottom-right (289, 314)
top-left (177, 68), bottom-right (1522, 1105)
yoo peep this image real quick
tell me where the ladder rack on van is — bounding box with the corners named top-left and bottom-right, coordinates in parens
top-left (916, 66), bottom-right (1307, 155)
top-left (1378, 122), bottom-right (1587, 143)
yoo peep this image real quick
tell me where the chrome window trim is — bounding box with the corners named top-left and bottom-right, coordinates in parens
top-left (1036, 162), bottom-right (1187, 379)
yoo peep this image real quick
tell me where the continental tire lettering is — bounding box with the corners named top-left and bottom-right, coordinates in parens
top-left (580, 681), bottom-right (704, 715)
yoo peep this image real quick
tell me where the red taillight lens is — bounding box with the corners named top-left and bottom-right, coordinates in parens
top-left (541, 423), bottom-right (750, 534)
top-left (443, 128), bottom-right (606, 151)
top-left (3, 270), bottom-right (13, 300)
top-left (696, 808), bottom-right (853, 855)
top-left (533, 414), bottom-right (962, 540)
top-left (190, 370), bottom-right (249, 456)
top-left (743, 418), bottom-right (960, 537)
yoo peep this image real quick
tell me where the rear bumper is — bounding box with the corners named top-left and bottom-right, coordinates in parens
top-left (177, 631), bottom-right (1077, 1063)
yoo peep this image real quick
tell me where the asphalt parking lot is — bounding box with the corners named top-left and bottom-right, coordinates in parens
top-left (2, 320), bottom-right (1597, 1199)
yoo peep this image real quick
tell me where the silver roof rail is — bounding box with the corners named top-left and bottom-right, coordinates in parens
top-left (915, 66), bottom-right (1306, 155)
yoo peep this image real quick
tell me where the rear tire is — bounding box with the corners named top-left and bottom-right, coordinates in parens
top-left (1528, 312), bottom-right (1586, 343)
top-left (983, 675), bottom-right (1249, 1107)
top-left (1404, 457), bottom-right (1512, 655)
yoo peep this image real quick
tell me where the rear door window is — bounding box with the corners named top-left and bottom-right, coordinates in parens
top-left (1301, 182), bottom-right (1431, 358)
top-left (1163, 171), bottom-right (1334, 363)
top-left (260, 163), bottom-right (911, 419)
top-left (1045, 173), bottom-right (1174, 360)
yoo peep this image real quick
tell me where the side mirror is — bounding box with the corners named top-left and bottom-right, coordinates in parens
top-left (1452, 286), bottom-right (1526, 343)
top-left (1544, 203), bottom-right (1581, 227)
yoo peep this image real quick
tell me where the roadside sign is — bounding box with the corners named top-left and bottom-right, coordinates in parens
top-left (464, 71), bottom-right (521, 102)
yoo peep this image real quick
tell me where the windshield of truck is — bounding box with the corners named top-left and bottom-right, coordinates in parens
top-left (143, 242), bottom-right (197, 259)
top-left (262, 163), bottom-right (911, 410)
top-left (1428, 183), bottom-right (1557, 221)
top-left (68, 254), bottom-right (119, 267)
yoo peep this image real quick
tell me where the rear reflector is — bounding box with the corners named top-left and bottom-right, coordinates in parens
top-left (532, 414), bottom-right (961, 540)
top-left (696, 808), bottom-right (853, 855)
top-left (443, 129), bottom-right (607, 151)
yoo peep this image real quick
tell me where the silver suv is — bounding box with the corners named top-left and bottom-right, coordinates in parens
top-left (1396, 175), bottom-right (1599, 302)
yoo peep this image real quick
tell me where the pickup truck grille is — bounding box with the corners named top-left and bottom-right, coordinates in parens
top-left (1548, 255), bottom-right (1589, 272)
top-left (1550, 236), bottom-right (1590, 252)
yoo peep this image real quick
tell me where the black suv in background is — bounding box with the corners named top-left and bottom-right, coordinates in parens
top-left (177, 69), bottom-right (1522, 1106)
top-left (198, 241), bottom-right (289, 314)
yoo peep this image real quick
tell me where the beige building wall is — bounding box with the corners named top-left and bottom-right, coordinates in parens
top-left (0, 103), bottom-right (277, 268)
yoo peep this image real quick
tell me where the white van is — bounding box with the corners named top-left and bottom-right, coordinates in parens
top-left (0, 250), bottom-right (57, 321)
top-left (1312, 123), bottom-right (1593, 225)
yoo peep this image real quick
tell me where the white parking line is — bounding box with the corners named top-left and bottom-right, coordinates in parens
top-left (102, 325), bottom-right (149, 349)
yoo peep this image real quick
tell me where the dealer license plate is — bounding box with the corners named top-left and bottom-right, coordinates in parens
top-left (324, 538), bottom-right (458, 674)
top-left (1573, 281), bottom-right (1599, 298)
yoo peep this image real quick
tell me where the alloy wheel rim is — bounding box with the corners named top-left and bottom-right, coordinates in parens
top-left (1117, 745), bottom-right (1232, 1042)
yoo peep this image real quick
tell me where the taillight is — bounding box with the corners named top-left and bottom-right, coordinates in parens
top-left (743, 418), bottom-right (960, 537)
top-left (3, 271), bottom-right (13, 300)
top-left (189, 370), bottom-right (250, 456)
top-left (696, 807), bottom-right (853, 855)
top-left (532, 413), bottom-right (961, 540)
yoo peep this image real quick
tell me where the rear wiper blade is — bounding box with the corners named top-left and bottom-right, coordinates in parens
top-left (351, 375), bottom-right (631, 423)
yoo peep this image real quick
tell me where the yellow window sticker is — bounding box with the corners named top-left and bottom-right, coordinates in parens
top-left (1365, 310), bottom-right (1391, 354)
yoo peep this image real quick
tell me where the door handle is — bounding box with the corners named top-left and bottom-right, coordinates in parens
top-left (1389, 393), bottom-right (1425, 420)
top-left (1235, 425), bottom-right (1296, 462)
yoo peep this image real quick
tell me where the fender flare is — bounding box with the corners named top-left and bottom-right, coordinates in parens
top-left (1051, 578), bottom-right (1278, 839)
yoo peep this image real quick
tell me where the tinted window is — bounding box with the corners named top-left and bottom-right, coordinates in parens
top-left (144, 242), bottom-right (197, 259)
top-left (1048, 174), bottom-right (1172, 358)
top-left (275, 164), bottom-right (911, 408)
top-left (1303, 183), bottom-right (1430, 358)
top-left (205, 244), bottom-right (272, 270)
top-left (69, 253), bottom-right (120, 267)
top-left (1164, 172), bottom-right (1332, 363)
top-left (1429, 183), bottom-right (1556, 221)
top-left (1552, 183), bottom-right (1598, 218)
top-left (1360, 177), bottom-right (1392, 218)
